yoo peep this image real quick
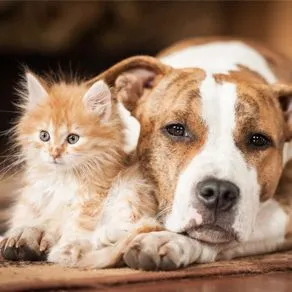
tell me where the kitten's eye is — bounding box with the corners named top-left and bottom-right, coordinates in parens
top-left (248, 133), bottom-right (272, 149)
top-left (67, 134), bottom-right (80, 144)
top-left (40, 130), bottom-right (50, 142)
top-left (165, 123), bottom-right (188, 137)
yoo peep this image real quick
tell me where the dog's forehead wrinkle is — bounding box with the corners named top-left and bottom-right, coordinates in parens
top-left (162, 70), bottom-right (195, 91)
top-left (236, 99), bottom-right (257, 115)
top-left (236, 103), bottom-right (260, 125)
top-left (156, 68), bottom-right (204, 98)
top-left (163, 78), bottom-right (201, 100)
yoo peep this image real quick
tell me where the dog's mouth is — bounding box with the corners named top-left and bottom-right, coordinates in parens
top-left (185, 224), bottom-right (237, 244)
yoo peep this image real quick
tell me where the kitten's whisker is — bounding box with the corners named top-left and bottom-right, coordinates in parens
top-left (155, 207), bottom-right (172, 221)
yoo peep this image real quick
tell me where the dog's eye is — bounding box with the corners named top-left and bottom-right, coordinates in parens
top-left (67, 134), bottom-right (80, 144)
top-left (40, 130), bottom-right (50, 142)
top-left (248, 133), bottom-right (272, 149)
top-left (165, 123), bottom-right (188, 137)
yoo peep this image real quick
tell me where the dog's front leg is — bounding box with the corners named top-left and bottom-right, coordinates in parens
top-left (123, 231), bottom-right (218, 271)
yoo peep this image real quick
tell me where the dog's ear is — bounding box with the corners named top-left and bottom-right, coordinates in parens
top-left (273, 83), bottom-right (292, 141)
top-left (86, 56), bottom-right (171, 112)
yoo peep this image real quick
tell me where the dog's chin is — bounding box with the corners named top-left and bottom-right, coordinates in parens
top-left (186, 225), bottom-right (236, 244)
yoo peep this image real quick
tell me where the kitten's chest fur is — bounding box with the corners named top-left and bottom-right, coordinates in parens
top-left (25, 171), bottom-right (93, 214)
top-left (30, 175), bottom-right (77, 209)
top-left (23, 172), bottom-right (79, 225)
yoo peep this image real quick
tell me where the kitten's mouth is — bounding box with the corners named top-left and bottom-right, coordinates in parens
top-left (50, 159), bottom-right (63, 165)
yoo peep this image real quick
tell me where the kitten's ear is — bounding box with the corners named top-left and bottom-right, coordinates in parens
top-left (25, 72), bottom-right (48, 110)
top-left (83, 80), bottom-right (112, 121)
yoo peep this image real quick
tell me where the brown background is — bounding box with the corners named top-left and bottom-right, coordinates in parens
top-left (0, 1), bottom-right (292, 155)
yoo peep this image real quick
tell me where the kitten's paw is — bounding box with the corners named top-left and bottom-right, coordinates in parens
top-left (48, 240), bottom-right (92, 267)
top-left (123, 231), bottom-right (195, 271)
top-left (0, 227), bottom-right (53, 261)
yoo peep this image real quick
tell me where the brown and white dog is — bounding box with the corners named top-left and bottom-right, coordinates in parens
top-left (90, 37), bottom-right (292, 270)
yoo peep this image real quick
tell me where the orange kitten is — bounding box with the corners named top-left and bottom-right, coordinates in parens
top-left (0, 72), bottom-right (126, 261)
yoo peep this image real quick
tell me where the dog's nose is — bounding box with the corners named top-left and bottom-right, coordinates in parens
top-left (197, 179), bottom-right (239, 211)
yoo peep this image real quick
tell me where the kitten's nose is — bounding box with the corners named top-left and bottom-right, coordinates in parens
top-left (50, 148), bottom-right (61, 159)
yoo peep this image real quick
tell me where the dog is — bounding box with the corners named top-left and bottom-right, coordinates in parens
top-left (89, 37), bottom-right (292, 270)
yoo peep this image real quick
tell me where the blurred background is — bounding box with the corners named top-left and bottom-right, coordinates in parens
top-left (0, 0), bottom-right (292, 155)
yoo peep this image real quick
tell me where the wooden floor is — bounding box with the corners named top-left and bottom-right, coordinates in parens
top-left (1, 252), bottom-right (292, 291)
top-left (103, 272), bottom-right (292, 292)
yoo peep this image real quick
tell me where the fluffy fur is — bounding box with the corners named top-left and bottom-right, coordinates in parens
top-left (0, 72), bottom-right (127, 262)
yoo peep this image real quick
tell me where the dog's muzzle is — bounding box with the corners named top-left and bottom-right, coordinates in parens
top-left (186, 178), bottom-right (240, 244)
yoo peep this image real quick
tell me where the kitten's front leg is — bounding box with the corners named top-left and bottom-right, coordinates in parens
top-left (47, 216), bottom-right (95, 266)
top-left (0, 226), bottom-right (55, 261)
top-left (123, 231), bottom-right (218, 271)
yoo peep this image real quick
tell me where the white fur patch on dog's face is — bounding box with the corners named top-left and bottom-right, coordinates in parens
top-left (165, 74), bottom-right (260, 242)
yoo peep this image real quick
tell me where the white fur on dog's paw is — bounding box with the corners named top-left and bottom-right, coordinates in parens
top-left (123, 231), bottom-right (199, 271)
top-left (48, 240), bottom-right (92, 267)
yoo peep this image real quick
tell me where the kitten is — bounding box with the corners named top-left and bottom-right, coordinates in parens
top-left (0, 72), bottom-right (127, 262)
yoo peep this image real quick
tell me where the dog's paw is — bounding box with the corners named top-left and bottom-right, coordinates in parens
top-left (48, 240), bottom-right (92, 267)
top-left (123, 231), bottom-right (195, 271)
top-left (0, 227), bottom-right (53, 261)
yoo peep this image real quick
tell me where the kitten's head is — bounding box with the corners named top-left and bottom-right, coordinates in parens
top-left (15, 72), bottom-right (124, 172)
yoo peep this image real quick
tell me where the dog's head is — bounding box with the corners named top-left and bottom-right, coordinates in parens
top-left (91, 56), bottom-right (292, 244)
